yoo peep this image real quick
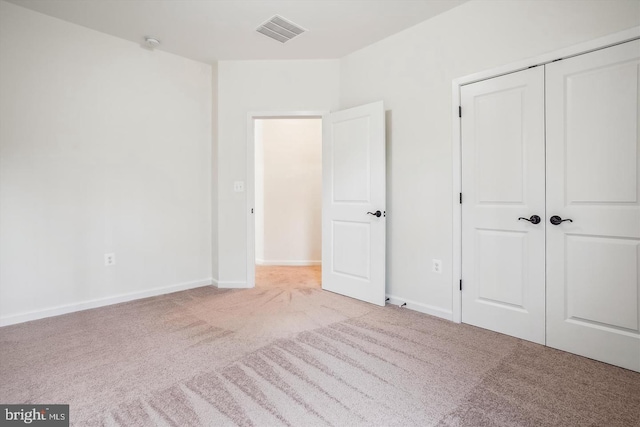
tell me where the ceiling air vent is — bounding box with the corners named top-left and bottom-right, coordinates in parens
top-left (256, 15), bottom-right (306, 43)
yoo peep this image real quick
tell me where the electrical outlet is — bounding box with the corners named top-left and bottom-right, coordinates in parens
top-left (104, 253), bottom-right (116, 266)
top-left (432, 259), bottom-right (442, 274)
top-left (233, 181), bottom-right (245, 192)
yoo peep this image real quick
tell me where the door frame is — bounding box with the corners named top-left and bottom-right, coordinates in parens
top-left (451, 26), bottom-right (640, 323)
top-left (246, 111), bottom-right (328, 288)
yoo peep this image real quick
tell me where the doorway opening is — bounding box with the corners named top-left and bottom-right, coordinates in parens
top-left (247, 114), bottom-right (324, 290)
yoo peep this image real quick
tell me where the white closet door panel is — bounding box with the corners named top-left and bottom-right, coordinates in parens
top-left (461, 66), bottom-right (546, 344)
top-left (546, 39), bottom-right (640, 372)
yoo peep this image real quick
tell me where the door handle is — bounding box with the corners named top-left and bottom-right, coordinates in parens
top-left (550, 215), bottom-right (573, 225)
top-left (367, 210), bottom-right (382, 218)
top-left (518, 215), bottom-right (541, 224)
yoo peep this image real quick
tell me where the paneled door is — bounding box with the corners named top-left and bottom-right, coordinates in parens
top-left (546, 40), bottom-right (640, 372)
top-left (322, 101), bottom-right (386, 306)
top-left (461, 67), bottom-right (546, 344)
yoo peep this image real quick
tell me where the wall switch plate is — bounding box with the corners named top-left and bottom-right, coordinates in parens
top-left (233, 181), bottom-right (245, 192)
top-left (104, 253), bottom-right (116, 266)
top-left (432, 259), bottom-right (442, 274)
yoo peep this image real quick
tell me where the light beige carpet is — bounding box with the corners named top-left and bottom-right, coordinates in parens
top-left (255, 265), bottom-right (321, 290)
top-left (1, 266), bottom-right (639, 426)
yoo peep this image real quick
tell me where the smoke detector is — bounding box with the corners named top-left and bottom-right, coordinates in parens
top-left (256, 15), bottom-right (306, 43)
top-left (144, 37), bottom-right (161, 49)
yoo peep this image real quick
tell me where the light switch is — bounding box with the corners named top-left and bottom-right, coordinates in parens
top-left (234, 181), bottom-right (245, 192)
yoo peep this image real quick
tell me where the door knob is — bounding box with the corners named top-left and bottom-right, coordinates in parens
top-left (550, 215), bottom-right (573, 225)
top-left (367, 210), bottom-right (382, 218)
top-left (518, 215), bottom-right (541, 224)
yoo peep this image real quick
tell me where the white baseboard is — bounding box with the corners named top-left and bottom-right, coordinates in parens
top-left (385, 294), bottom-right (453, 321)
top-left (0, 278), bottom-right (213, 327)
top-left (255, 259), bottom-right (321, 266)
top-left (212, 278), bottom-right (250, 289)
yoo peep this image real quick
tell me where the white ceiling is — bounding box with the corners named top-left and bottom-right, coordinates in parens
top-left (6, 0), bottom-right (467, 63)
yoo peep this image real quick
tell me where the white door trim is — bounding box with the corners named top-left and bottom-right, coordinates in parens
top-left (451, 26), bottom-right (640, 324)
top-left (246, 111), bottom-right (327, 288)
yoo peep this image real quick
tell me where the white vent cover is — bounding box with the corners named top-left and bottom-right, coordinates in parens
top-left (256, 15), bottom-right (306, 43)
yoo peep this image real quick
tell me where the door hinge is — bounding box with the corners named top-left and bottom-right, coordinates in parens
top-left (459, 279), bottom-right (462, 291)
top-left (459, 193), bottom-right (462, 204)
top-left (458, 106), bottom-right (462, 118)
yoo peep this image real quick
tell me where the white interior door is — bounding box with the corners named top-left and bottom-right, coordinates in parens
top-left (461, 67), bottom-right (546, 344)
top-left (546, 40), bottom-right (640, 372)
top-left (322, 101), bottom-right (386, 306)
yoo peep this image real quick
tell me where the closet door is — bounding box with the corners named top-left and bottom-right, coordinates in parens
top-left (461, 67), bottom-right (546, 344)
top-left (546, 40), bottom-right (640, 372)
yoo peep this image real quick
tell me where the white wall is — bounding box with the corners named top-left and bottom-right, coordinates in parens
top-left (0, 2), bottom-right (212, 324)
top-left (216, 60), bottom-right (339, 285)
top-left (339, 0), bottom-right (640, 318)
top-left (255, 119), bottom-right (322, 265)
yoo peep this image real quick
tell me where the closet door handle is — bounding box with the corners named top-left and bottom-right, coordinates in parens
top-left (367, 210), bottom-right (382, 218)
top-left (518, 215), bottom-right (541, 224)
top-left (550, 215), bottom-right (573, 225)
